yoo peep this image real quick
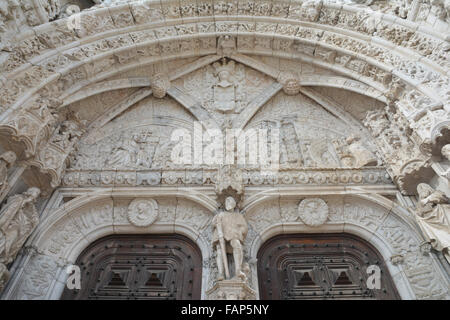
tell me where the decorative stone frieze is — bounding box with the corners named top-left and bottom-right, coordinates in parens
top-left (127, 198), bottom-right (159, 227)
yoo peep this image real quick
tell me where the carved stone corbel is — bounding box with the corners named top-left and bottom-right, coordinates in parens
top-left (0, 95), bottom-right (61, 159)
top-left (22, 112), bottom-right (86, 196)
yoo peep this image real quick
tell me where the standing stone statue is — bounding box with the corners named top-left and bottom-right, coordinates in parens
top-left (442, 144), bottom-right (450, 180)
top-left (0, 151), bottom-right (17, 199)
top-left (212, 197), bottom-right (248, 281)
top-left (0, 187), bottom-right (41, 266)
top-left (415, 183), bottom-right (450, 263)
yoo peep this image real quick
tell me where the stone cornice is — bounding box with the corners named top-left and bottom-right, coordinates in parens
top-left (61, 167), bottom-right (393, 187)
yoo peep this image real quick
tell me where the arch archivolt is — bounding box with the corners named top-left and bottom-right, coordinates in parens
top-left (243, 194), bottom-right (450, 300)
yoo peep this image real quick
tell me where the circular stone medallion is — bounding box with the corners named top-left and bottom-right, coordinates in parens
top-left (298, 198), bottom-right (328, 227)
top-left (127, 199), bottom-right (159, 227)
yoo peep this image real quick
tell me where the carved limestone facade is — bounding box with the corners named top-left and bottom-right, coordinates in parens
top-left (0, 0), bottom-right (449, 300)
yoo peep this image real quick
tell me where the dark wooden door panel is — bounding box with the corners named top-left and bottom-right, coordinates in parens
top-left (61, 234), bottom-right (202, 300)
top-left (257, 233), bottom-right (400, 300)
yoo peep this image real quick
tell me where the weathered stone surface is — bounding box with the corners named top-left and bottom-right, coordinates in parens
top-left (0, 0), bottom-right (448, 300)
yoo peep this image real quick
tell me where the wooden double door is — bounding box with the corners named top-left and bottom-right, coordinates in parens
top-left (61, 234), bottom-right (202, 300)
top-left (257, 233), bottom-right (400, 300)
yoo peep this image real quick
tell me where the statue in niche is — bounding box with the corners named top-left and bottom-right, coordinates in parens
top-left (415, 183), bottom-right (450, 263)
top-left (212, 58), bottom-right (236, 114)
top-left (0, 187), bottom-right (41, 267)
top-left (212, 197), bottom-right (248, 281)
top-left (0, 151), bottom-right (16, 199)
top-left (333, 135), bottom-right (378, 168)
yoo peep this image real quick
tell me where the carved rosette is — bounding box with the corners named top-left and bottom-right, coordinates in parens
top-left (277, 72), bottom-right (301, 95)
top-left (150, 73), bottom-right (170, 99)
top-left (298, 198), bottom-right (329, 227)
top-left (127, 199), bottom-right (159, 227)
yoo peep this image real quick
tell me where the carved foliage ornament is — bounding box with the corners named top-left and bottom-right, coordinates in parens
top-left (298, 198), bottom-right (329, 226)
top-left (127, 198), bottom-right (159, 227)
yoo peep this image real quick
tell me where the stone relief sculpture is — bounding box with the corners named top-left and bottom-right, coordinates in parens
top-left (442, 145), bottom-right (450, 180)
top-left (333, 135), bottom-right (379, 168)
top-left (0, 151), bottom-right (16, 199)
top-left (298, 198), bottom-right (329, 227)
top-left (212, 59), bottom-right (237, 113)
top-left (0, 0), bottom-right (20, 34)
top-left (280, 120), bottom-right (303, 166)
top-left (415, 183), bottom-right (450, 263)
top-left (127, 198), bottom-right (159, 227)
top-left (105, 131), bottom-right (158, 168)
top-left (212, 197), bottom-right (248, 281)
top-left (0, 262), bottom-right (9, 292)
top-left (0, 187), bottom-right (41, 292)
top-left (207, 194), bottom-right (256, 300)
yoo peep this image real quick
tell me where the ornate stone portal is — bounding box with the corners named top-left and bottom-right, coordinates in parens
top-left (0, 0), bottom-right (449, 301)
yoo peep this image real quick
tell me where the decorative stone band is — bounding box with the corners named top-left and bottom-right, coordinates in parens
top-left (61, 168), bottom-right (392, 187)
